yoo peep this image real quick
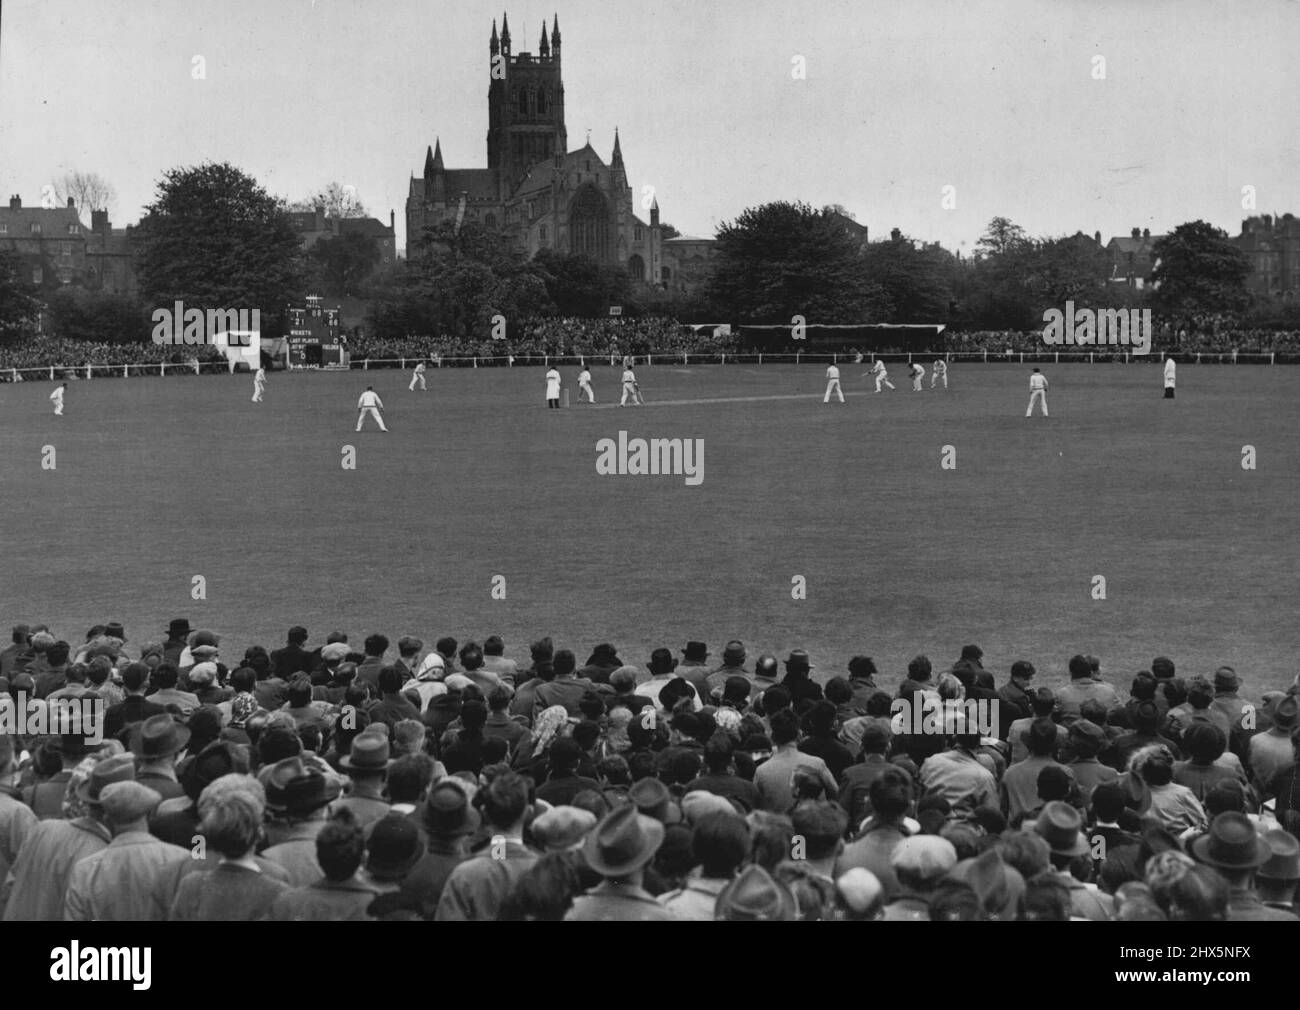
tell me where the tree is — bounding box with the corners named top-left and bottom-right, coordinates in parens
top-left (706, 201), bottom-right (889, 323)
top-left (54, 170), bottom-right (116, 220)
top-left (308, 231), bottom-right (381, 297)
top-left (658, 222), bottom-right (681, 240)
top-left (1150, 221), bottom-right (1252, 318)
top-left (862, 234), bottom-right (954, 322)
top-left (45, 288), bottom-right (150, 344)
top-left (827, 203), bottom-right (856, 221)
top-left (288, 182), bottom-right (369, 219)
top-left (533, 250), bottom-right (630, 316)
top-left (133, 162), bottom-right (304, 317)
top-left (0, 249), bottom-right (40, 337)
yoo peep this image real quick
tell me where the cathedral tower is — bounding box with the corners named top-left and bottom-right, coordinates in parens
top-left (487, 10), bottom-right (567, 196)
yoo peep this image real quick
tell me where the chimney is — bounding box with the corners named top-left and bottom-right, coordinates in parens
top-left (1143, 228), bottom-right (1150, 239)
top-left (390, 209), bottom-right (395, 231)
top-left (67, 196), bottom-right (75, 208)
top-left (1094, 231), bottom-right (1101, 244)
top-left (91, 209), bottom-right (108, 233)
top-left (890, 227), bottom-right (901, 242)
top-left (9, 195), bottom-right (19, 209)
top-left (1131, 227), bottom-right (1140, 239)
top-left (315, 205), bottom-right (325, 231)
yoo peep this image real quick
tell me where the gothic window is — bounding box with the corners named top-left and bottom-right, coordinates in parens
top-left (569, 184), bottom-right (611, 262)
top-left (635, 225), bottom-right (643, 241)
top-left (627, 254), bottom-right (645, 280)
top-left (538, 89), bottom-right (547, 115)
top-left (661, 266), bottom-right (671, 283)
top-left (519, 88), bottom-right (529, 116)
top-left (540, 225), bottom-right (548, 242)
top-left (484, 213), bottom-right (497, 230)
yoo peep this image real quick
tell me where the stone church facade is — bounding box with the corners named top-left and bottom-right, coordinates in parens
top-left (406, 14), bottom-right (662, 284)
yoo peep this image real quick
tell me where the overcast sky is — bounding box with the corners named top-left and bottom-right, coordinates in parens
top-left (2, 0), bottom-right (1297, 255)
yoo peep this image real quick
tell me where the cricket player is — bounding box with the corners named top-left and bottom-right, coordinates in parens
top-left (356, 386), bottom-right (388, 431)
top-left (50, 382), bottom-right (67, 416)
top-left (545, 366), bottom-right (562, 409)
top-left (1163, 355), bottom-right (1176, 399)
top-left (931, 359), bottom-right (948, 389)
top-left (252, 365), bottom-right (266, 402)
top-left (824, 363), bottom-right (844, 403)
top-left (578, 366), bottom-right (595, 403)
top-left (620, 364), bottom-right (643, 406)
top-left (409, 360), bottom-right (427, 391)
top-left (1026, 367), bottom-right (1049, 417)
top-left (910, 362), bottom-right (925, 391)
top-left (869, 359), bottom-right (895, 392)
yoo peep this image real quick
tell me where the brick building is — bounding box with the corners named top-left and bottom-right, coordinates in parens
top-left (84, 210), bottom-right (138, 295)
top-left (405, 15), bottom-right (661, 282)
top-left (289, 206), bottom-right (397, 265)
top-left (0, 195), bottom-right (87, 286)
top-left (1106, 227), bottom-right (1164, 288)
top-left (1236, 213), bottom-right (1300, 300)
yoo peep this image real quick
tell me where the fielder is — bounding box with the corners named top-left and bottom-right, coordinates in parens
top-left (1163, 356), bottom-right (1176, 399)
top-left (50, 382), bottom-right (67, 416)
top-left (578, 366), bottom-right (595, 403)
top-left (252, 365), bottom-right (266, 402)
top-left (356, 386), bottom-right (388, 431)
top-left (931, 359), bottom-right (948, 389)
top-left (1026, 367), bottom-right (1049, 417)
top-left (409, 360), bottom-right (427, 391)
top-left (910, 362), bottom-right (925, 391)
top-left (824, 363), bottom-right (844, 403)
top-left (620, 364), bottom-right (643, 406)
top-left (867, 359), bottom-right (895, 392)
top-left (545, 366), bottom-right (562, 409)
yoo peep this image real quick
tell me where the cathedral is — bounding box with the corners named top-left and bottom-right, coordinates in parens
top-left (405, 14), bottom-right (662, 285)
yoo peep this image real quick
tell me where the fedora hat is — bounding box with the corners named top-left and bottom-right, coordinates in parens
top-left (422, 781), bottom-right (480, 837)
top-left (104, 622), bottom-right (126, 642)
top-left (340, 731), bottom-right (393, 773)
top-left (167, 618), bottom-right (192, 637)
top-left (1191, 812), bottom-right (1271, 870)
top-left (1272, 695), bottom-right (1299, 731)
top-left (583, 804), bottom-right (665, 878)
top-left (264, 756), bottom-right (341, 815)
top-left (130, 714), bottom-right (191, 760)
top-left (1258, 829), bottom-right (1300, 881)
top-left (75, 752), bottom-right (137, 804)
top-left (627, 777), bottom-right (682, 825)
top-left (714, 864), bottom-right (797, 921)
top-left (1031, 801), bottom-right (1089, 857)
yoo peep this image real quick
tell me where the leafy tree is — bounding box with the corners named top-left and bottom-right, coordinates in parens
top-left (658, 222), bottom-right (681, 240)
top-left (45, 288), bottom-right (150, 343)
top-left (533, 250), bottom-right (630, 316)
top-left (133, 162), bottom-right (303, 317)
top-left (862, 234), bottom-right (954, 322)
top-left (1151, 221), bottom-right (1252, 317)
top-left (288, 182), bottom-right (369, 218)
top-left (0, 249), bottom-right (40, 337)
top-left (706, 201), bottom-right (888, 323)
top-left (308, 231), bottom-right (381, 297)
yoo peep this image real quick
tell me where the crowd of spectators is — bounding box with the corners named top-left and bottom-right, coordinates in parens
top-left (0, 336), bottom-right (223, 376)
top-left (1, 621), bottom-right (1297, 922)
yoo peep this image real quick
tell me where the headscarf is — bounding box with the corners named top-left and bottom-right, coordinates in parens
top-left (62, 742), bottom-right (126, 820)
top-left (602, 707), bottom-right (633, 755)
top-left (533, 706), bottom-right (570, 755)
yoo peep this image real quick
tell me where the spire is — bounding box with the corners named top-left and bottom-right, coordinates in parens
top-left (432, 138), bottom-right (444, 172)
top-left (539, 18), bottom-right (550, 56)
top-left (611, 127), bottom-right (624, 170)
top-left (551, 12), bottom-right (560, 46)
top-left (424, 145), bottom-right (435, 178)
top-left (490, 18), bottom-right (499, 56)
top-left (500, 11), bottom-right (511, 52)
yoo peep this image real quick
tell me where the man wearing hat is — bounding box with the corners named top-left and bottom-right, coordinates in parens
top-left (131, 714), bottom-right (191, 801)
top-left (334, 731), bottom-right (394, 829)
top-left (1256, 828), bottom-right (1300, 916)
top-left (1192, 812), bottom-right (1298, 920)
top-left (161, 619), bottom-right (191, 666)
top-left (883, 835), bottom-right (958, 920)
top-left (261, 757), bottom-right (344, 887)
top-left (401, 780), bottom-right (480, 918)
top-left (566, 804), bottom-right (679, 921)
top-left (1209, 667), bottom-right (1250, 753)
top-left (531, 804), bottom-right (599, 854)
top-left (705, 640), bottom-right (749, 697)
top-left (713, 863), bottom-right (797, 920)
top-left (637, 647), bottom-right (685, 712)
top-left (436, 771), bottom-right (539, 921)
top-left (781, 649), bottom-right (824, 706)
top-left (64, 780), bottom-right (188, 920)
top-left (676, 641), bottom-right (711, 698)
top-left (1031, 800), bottom-right (1113, 920)
top-left (948, 846), bottom-right (1026, 920)
top-left (149, 740), bottom-right (243, 846)
top-left (3, 752), bottom-right (135, 920)
top-left (1249, 694), bottom-right (1298, 788)
top-left (1065, 718), bottom-right (1118, 804)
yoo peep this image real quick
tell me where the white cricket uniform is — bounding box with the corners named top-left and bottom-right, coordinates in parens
top-left (911, 364), bottom-right (925, 391)
top-left (356, 389), bottom-right (388, 431)
top-left (410, 362), bottom-right (426, 390)
top-left (1026, 372), bottom-right (1049, 417)
top-left (1164, 359), bottom-right (1176, 389)
top-left (931, 360), bottom-right (947, 389)
top-left (872, 361), bottom-right (894, 392)
top-left (620, 368), bottom-right (641, 405)
top-left (50, 387), bottom-right (65, 415)
top-left (545, 368), bottom-right (562, 403)
top-left (824, 364), bottom-right (843, 402)
top-left (578, 369), bottom-right (595, 402)
top-left (252, 367), bottom-right (266, 402)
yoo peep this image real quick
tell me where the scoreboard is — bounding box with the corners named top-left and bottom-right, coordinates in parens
top-left (284, 298), bottom-right (348, 369)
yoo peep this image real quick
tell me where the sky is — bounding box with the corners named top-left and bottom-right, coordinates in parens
top-left (2, 0), bottom-right (1297, 256)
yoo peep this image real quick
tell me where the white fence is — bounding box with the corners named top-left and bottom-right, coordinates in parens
top-left (1, 348), bottom-right (1292, 382)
